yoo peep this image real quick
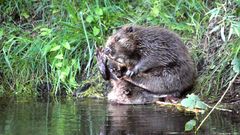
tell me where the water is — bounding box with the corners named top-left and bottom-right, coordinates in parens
top-left (0, 98), bottom-right (239, 135)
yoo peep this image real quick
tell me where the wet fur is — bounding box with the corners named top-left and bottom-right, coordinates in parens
top-left (96, 48), bottom-right (160, 104)
top-left (105, 25), bottom-right (196, 97)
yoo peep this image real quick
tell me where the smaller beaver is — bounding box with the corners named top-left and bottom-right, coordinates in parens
top-left (108, 78), bottom-right (161, 104)
top-left (104, 25), bottom-right (196, 97)
top-left (96, 48), bottom-right (161, 104)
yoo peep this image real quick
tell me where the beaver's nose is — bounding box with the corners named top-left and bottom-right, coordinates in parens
top-left (104, 47), bottom-right (112, 55)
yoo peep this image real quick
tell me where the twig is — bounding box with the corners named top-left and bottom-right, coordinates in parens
top-left (195, 73), bottom-right (239, 133)
top-left (204, 103), bottom-right (232, 112)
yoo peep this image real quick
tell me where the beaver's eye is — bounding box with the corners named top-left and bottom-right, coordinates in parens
top-left (104, 47), bottom-right (112, 55)
top-left (126, 26), bottom-right (133, 33)
top-left (115, 36), bottom-right (120, 42)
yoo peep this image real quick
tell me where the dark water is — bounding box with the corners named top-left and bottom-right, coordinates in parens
top-left (0, 98), bottom-right (240, 135)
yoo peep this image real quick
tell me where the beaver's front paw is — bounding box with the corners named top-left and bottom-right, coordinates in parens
top-left (126, 69), bottom-right (138, 77)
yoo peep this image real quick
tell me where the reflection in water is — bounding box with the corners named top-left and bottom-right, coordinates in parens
top-left (101, 104), bottom-right (193, 135)
top-left (0, 98), bottom-right (107, 135)
top-left (0, 98), bottom-right (240, 135)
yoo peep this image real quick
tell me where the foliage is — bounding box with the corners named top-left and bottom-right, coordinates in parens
top-left (194, 1), bottom-right (240, 98)
top-left (180, 94), bottom-right (207, 132)
top-left (232, 57), bottom-right (240, 73)
top-left (0, 0), bottom-right (127, 96)
top-left (0, 0), bottom-right (239, 98)
top-left (185, 119), bottom-right (197, 131)
top-left (181, 94), bottom-right (208, 114)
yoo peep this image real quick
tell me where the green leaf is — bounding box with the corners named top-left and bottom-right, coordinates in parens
top-left (64, 66), bottom-right (70, 76)
top-left (42, 45), bottom-right (52, 55)
top-left (86, 15), bottom-right (94, 23)
top-left (60, 66), bottom-right (71, 81)
top-left (52, 9), bottom-right (59, 14)
top-left (71, 59), bottom-right (76, 64)
top-left (55, 62), bottom-right (63, 68)
top-left (181, 93), bottom-right (208, 112)
top-left (60, 72), bottom-right (66, 81)
top-left (195, 101), bottom-right (207, 110)
top-left (231, 57), bottom-right (240, 73)
top-left (233, 23), bottom-right (240, 36)
top-left (50, 45), bottom-right (61, 52)
top-left (69, 76), bottom-right (78, 86)
top-left (209, 25), bottom-right (220, 34)
top-left (93, 26), bottom-right (100, 36)
top-left (185, 119), bottom-right (196, 131)
top-left (0, 28), bottom-right (3, 40)
top-left (55, 54), bottom-right (64, 59)
top-left (221, 26), bottom-right (226, 42)
top-left (181, 98), bottom-right (195, 109)
top-left (233, 27), bottom-right (240, 37)
top-left (187, 94), bottom-right (200, 101)
top-left (151, 7), bottom-right (159, 17)
top-left (95, 8), bottom-right (103, 16)
top-left (21, 11), bottom-right (29, 19)
top-left (40, 28), bottom-right (52, 36)
top-left (63, 41), bottom-right (71, 50)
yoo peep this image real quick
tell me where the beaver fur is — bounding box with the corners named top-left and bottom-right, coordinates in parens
top-left (96, 48), bottom-right (160, 104)
top-left (104, 25), bottom-right (196, 97)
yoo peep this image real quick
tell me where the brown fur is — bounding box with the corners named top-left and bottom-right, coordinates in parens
top-left (96, 48), bottom-right (160, 104)
top-left (105, 25), bottom-right (196, 97)
top-left (108, 78), bottom-right (160, 104)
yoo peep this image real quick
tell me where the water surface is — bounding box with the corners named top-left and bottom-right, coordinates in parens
top-left (0, 98), bottom-right (239, 135)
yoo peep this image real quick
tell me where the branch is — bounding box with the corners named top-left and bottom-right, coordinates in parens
top-left (196, 73), bottom-right (239, 133)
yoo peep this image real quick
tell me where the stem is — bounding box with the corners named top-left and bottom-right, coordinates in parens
top-left (195, 73), bottom-right (239, 133)
top-left (80, 11), bottom-right (92, 77)
top-left (204, 103), bottom-right (232, 112)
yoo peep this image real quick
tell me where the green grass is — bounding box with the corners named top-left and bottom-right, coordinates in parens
top-left (0, 0), bottom-right (239, 99)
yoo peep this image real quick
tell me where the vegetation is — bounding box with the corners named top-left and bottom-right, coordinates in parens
top-left (0, 0), bottom-right (239, 99)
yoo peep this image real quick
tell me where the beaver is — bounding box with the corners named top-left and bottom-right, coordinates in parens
top-left (107, 77), bottom-right (162, 104)
top-left (96, 48), bottom-right (161, 104)
top-left (104, 25), bottom-right (196, 97)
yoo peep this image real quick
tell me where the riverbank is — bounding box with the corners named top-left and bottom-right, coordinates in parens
top-left (0, 0), bottom-right (239, 102)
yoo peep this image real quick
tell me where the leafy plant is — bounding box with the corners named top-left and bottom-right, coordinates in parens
top-left (207, 2), bottom-right (240, 42)
top-left (185, 119), bottom-right (197, 132)
top-left (232, 57), bottom-right (240, 73)
top-left (181, 93), bottom-right (208, 114)
top-left (180, 94), bottom-right (208, 132)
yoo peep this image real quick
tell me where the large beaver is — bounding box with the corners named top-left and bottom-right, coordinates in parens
top-left (104, 25), bottom-right (196, 97)
top-left (96, 48), bottom-right (160, 104)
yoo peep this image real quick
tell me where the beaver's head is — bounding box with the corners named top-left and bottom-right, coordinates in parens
top-left (104, 25), bottom-right (138, 62)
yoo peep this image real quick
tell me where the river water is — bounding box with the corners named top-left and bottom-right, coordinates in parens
top-left (0, 98), bottom-right (239, 135)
